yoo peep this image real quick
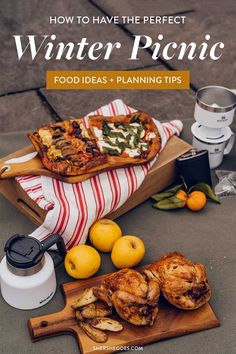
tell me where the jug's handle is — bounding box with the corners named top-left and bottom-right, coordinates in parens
top-left (41, 234), bottom-right (66, 266)
top-left (231, 89), bottom-right (236, 107)
top-left (224, 131), bottom-right (235, 155)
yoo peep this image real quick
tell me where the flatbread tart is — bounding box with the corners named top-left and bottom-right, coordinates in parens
top-left (28, 112), bottom-right (161, 176)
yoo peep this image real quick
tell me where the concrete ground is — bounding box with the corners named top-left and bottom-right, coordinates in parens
top-left (0, 1), bottom-right (236, 353)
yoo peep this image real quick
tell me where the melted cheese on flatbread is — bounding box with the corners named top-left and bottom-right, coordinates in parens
top-left (38, 129), bottom-right (52, 147)
top-left (47, 145), bottom-right (63, 160)
top-left (93, 122), bottom-right (151, 157)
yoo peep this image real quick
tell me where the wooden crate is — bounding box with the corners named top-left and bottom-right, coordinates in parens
top-left (0, 136), bottom-right (191, 225)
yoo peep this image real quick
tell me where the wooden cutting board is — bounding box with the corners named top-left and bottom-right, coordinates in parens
top-left (0, 145), bottom-right (99, 183)
top-left (0, 136), bottom-right (190, 184)
top-left (28, 271), bottom-right (220, 354)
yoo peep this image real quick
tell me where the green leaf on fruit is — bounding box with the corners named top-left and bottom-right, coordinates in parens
top-left (151, 183), bottom-right (183, 202)
top-left (190, 183), bottom-right (220, 204)
top-left (153, 195), bottom-right (186, 210)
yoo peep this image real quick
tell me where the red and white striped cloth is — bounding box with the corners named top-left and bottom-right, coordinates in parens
top-left (14, 100), bottom-right (183, 250)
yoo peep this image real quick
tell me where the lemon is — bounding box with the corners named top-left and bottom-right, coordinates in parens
top-left (64, 245), bottom-right (101, 279)
top-left (89, 219), bottom-right (122, 253)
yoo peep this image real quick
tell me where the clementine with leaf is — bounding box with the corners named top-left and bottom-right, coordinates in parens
top-left (186, 191), bottom-right (207, 211)
top-left (175, 189), bottom-right (187, 207)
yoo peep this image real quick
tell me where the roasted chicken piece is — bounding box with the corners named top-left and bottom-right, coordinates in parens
top-left (93, 269), bottom-right (160, 326)
top-left (144, 252), bottom-right (211, 310)
top-left (73, 252), bottom-right (211, 340)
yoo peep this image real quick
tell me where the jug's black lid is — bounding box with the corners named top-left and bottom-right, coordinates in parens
top-left (4, 235), bottom-right (44, 269)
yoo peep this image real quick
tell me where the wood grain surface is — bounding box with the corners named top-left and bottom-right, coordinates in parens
top-left (0, 145), bottom-right (97, 183)
top-left (0, 136), bottom-right (190, 183)
top-left (28, 269), bottom-right (220, 354)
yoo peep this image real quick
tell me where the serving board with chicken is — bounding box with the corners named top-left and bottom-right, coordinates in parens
top-left (28, 253), bottom-right (219, 354)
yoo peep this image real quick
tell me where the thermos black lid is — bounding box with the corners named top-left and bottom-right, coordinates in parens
top-left (4, 234), bottom-right (44, 269)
